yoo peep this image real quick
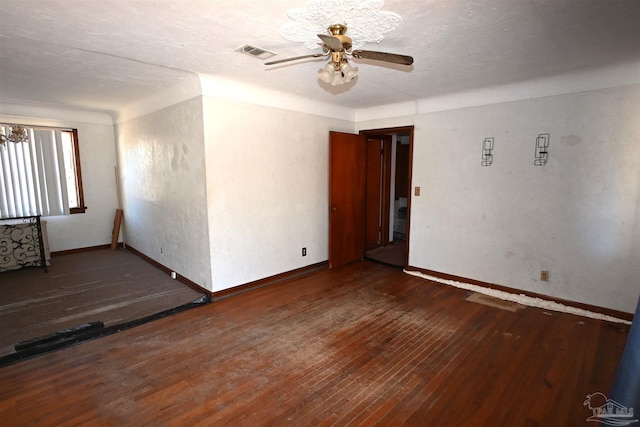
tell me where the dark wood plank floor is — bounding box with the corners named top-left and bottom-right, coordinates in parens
top-left (366, 240), bottom-right (406, 267)
top-left (0, 261), bottom-right (629, 426)
top-left (0, 248), bottom-right (204, 357)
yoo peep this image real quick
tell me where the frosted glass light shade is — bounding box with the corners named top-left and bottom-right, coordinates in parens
top-left (317, 62), bottom-right (358, 86)
top-left (341, 62), bottom-right (358, 82)
top-left (318, 63), bottom-right (334, 84)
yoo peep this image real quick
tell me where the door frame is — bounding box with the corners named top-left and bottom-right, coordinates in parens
top-left (359, 126), bottom-right (414, 268)
top-left (365, 135), bottom-right (393, 249)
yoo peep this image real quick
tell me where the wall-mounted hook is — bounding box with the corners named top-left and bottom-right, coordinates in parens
top-left (481, 137), bottom-right (494, 166)
top-left (534, 133), bottom-right (549, 166)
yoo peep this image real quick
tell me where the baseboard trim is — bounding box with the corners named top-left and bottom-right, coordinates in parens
top-left (125, 245), bottom-right (210, 296)
top-left (52, 244), bottom-right (328, 301)
top-left (211, 261), bottom-right (328, 302)
top-left (51, 243), bottom-right (118, 257)
top-left (405, 265), bottom-right (633, 323)
top-left (52, 243), bottom-right (208, 296)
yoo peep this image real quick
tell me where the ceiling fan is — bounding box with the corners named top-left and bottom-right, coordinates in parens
top-left (265, 24), bottom-right (414, 86)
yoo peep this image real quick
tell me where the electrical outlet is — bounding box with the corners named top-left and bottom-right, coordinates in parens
top-left (540, 270), bottom-right (549, 282)
top-left (302, 247), bottom-right (307, 257)
top-left (415, 186), bottom-right (421, 196)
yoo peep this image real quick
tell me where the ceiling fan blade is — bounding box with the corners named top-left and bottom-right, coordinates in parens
top-left (264, 53), bottom-right (327, 65)
top-left (317, 34), bottom-right (343, 51)
top-left (351, 50), bottom-right (414, 65)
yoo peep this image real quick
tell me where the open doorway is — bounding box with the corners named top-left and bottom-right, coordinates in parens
top-left (360, 127), bottom-right (413, 268)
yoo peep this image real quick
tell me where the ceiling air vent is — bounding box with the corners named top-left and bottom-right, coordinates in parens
top-left (236, 45), bottom-right (277, 60)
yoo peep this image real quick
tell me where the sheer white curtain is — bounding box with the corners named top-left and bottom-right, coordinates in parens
top-left (0, 127), bottom-right (70, 218)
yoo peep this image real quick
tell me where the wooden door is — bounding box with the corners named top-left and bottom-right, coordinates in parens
top-left (328, 131), bottom-right (366, 269)
top-left (365, 136), bottom-right (392, 249)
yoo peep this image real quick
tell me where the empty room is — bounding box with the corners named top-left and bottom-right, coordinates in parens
top-left (1, 0), bottom-right (639, 425)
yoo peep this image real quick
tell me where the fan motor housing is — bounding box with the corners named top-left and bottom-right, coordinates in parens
top-left (328, 24), bottom-right (352, 51)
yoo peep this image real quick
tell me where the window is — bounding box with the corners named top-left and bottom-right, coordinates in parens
top-left (60, 129), bottom-right (86, 214)
top-left (0, 125), bottom-right (86, 219)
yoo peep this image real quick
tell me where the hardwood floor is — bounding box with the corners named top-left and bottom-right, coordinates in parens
top-left (365, 240), bottom-right (406, 267)
top-left (0, 261), bottom-right (629, 426)
top-left (0, 248), bottom-right (205, 359)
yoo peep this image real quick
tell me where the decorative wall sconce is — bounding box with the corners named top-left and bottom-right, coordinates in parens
top-left (534, 133), bottom-right (550, 166)
top-left (481, 137), bottom-right (494, 166)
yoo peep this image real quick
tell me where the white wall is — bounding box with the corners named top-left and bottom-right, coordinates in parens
top-left (6, 72), bottom-right (635, 314)
top-left (202, 96), bottom-right (354, 292)
top-left (358, 84), bottom-right (640, 313)
top-left (115, 97), bottom-right (212, 289)
top-left (0, 109), bottom-right (119, 252)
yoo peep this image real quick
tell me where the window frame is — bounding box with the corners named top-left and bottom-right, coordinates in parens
top-left (0, 124), bottom-right (87, 216)
top-left (67, 129), bottom-right (86, 214)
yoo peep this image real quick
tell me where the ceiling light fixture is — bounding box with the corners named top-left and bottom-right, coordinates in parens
top-left (267, 1), bottom-right (411, 87)
top-left (318, 60), bottom-right (358, 86)
top-left (317, 24), bottom-right (358, 86)
top-left (0, 125), bottom-right (29, 146)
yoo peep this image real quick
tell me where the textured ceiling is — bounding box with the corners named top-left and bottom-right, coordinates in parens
top-left (0, 0), bottom-right (639, 117)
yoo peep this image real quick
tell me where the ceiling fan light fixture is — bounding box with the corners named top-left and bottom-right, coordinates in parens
top-left (318, 61), bottom-right (358, 86)
top-left (341, 61), bottom-right (358, 81)
top-left (269, 2), bottom-right (412, 89)
top-left (318, 63), bottom-right (335, 84)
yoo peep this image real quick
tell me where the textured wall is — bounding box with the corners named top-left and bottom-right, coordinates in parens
top-left (358, 84), bottom-right (640, 313)
top-left (202, 96), bottom-right (354, 292)
top-left (116, 97), bottom-right (212, 289)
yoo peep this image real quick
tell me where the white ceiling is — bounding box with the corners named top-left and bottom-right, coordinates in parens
top-left (1, 0), bottom-right (639, 117)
